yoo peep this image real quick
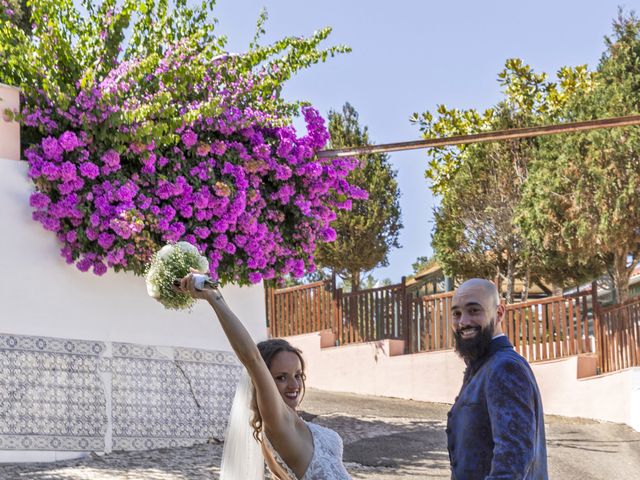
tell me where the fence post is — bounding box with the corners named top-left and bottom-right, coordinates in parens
top-left (334, 287), bottom-right (343, 346)
top-left (591, 280), bottom-right (602, 374)
top-left (401, 276), bottom-right (411, 353)
top-left (265, 284), bottom-right (271, 337)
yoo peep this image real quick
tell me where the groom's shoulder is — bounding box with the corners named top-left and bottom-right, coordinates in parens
top-left (484, 349), bottom-right (537, 392)
top-left (483, 348), bottom-right (532, 378)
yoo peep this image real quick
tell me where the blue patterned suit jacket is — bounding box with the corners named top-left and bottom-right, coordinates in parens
top-left (446, 336), bottom-right (548, 480)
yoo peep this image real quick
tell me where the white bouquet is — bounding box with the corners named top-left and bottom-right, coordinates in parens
top-left (145, 242), bottom-right (218, 310)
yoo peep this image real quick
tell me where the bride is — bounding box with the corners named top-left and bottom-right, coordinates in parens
top-left (179, 272), bottom-right (352, 479)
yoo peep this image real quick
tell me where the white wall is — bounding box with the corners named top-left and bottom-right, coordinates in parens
top-left (0, 158), bottom-right (267, 350)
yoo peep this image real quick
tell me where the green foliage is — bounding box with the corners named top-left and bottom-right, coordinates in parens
top-left (518, 10), bottom-right (640, 300)
top-left (417, 9), bottom-right (640, 301)
top-left (411, 59), bottom-right (595, 196)
top-left (0, 0), bottom-right (356, 284)
top-left (340, 273), bottom-right (393, 292)
top-left (411, 255), bottom-right (437, 275)
top-left (414, 57), bottom-right (599, 299)
top-left (314, 102), bottom-right (403, 291)
top-left (430, 105), bottom-right (535, 301)
top-left (0, 0), bottom-right (350, 128)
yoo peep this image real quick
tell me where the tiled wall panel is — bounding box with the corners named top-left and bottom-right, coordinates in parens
top-left (0, 333), bottom-right (240, 453)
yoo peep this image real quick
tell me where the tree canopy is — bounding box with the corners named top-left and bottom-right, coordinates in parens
top-left (413, 11), bottom-right (640, 302)
top-left (314, 102), bottom-right (402, 291)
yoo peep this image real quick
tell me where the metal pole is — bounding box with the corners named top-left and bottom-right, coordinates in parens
top-left (317, 114), bottom-right (640, 158)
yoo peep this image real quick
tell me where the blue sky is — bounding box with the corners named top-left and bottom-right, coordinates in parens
top-left (212, 0), bottom-right (639, 283)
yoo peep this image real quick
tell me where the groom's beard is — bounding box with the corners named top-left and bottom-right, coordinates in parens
top-left (453, 320), bottom-right (495, 364)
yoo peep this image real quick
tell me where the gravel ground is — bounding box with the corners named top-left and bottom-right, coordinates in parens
top-left (0, 388), bottom-right (638, 479)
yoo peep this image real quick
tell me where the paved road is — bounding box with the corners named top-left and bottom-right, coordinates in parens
top-left (0, 389), bottom-right (638, 479)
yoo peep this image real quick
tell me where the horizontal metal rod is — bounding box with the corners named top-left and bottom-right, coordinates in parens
top-left (316, 114), bottom-right (640, 158)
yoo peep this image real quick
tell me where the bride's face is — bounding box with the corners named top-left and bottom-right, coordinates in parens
top-left (270, 351), bottom-right (304, 409)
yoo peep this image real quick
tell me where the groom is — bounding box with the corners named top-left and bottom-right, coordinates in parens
top-left (446, 279), bottom-right (548, 479)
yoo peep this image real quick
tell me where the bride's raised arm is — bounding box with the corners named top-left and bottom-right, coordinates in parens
top-left (179, 273), bottom-right (297, 437)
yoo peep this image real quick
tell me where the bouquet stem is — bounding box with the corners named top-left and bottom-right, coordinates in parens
top-left (172, 274), bottom-right (219, 291)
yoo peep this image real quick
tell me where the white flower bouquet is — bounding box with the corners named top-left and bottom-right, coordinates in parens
top-left (145, 242), bottom-right (218, 310)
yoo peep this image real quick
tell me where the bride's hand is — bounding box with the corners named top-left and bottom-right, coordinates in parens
top-left (179, 269), bottom-right (226, 305)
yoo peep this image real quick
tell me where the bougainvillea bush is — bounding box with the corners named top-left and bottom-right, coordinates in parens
top-left (0, 0), bottom-right (365, 285)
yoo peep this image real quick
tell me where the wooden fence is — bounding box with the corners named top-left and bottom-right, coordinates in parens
top-left (407, 291), bottom-right (595, 362)
top-left (266, 280), bottom-right (640, 374)
top-left (338, 282), bottom-right (407, 345)
top-left (408, 292), bottom-right (455, 352)
top-left (504, 292), bottom-right (595, 362)
top-left (266, 280), bottom-right (336, 338)
top-left (598, 297), bottom-right (640, 373)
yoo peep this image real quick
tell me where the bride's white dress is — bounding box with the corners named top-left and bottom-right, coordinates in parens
top-left (264, 421), bottom-right (352, 479)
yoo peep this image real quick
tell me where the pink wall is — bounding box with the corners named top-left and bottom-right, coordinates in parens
top-left (289, 332), bottom-right (465, 405)
top-left (286, 331), bottom-right (640, 431)
top-left (531, 355), bottom-right (635, 426)
top-left (0, 84), bottom-right (20, 161)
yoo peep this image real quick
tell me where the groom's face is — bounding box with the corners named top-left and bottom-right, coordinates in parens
top-left (270, 351), bottom-right (304, 409)
top-left (451, 281), bottom-right (502, 362)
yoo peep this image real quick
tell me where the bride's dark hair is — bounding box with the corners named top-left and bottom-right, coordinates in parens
top-left (250, 338), bottom-right (306, 441)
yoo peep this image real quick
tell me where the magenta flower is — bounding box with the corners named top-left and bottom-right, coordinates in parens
top-left (93, 261), bottom-right (108, 276)
top-left (59, 131), bottom-right (80, 151)
top-left (79, 162), bottom-right (100, 179)
top-left (181, 130), bottom-right (198, 148)
top-left (24, 53), bottom-right (363, 284)
top-left (29, 192), bottom-right (51, 209)
top-left (212, 141), bottom-right (227, 155)
top-left (248, 272), bottom-right (262, 283)
top-left (41, 137), bottom-right (63, 161)
top-left (60, 162), bottom-right (77, 182)
top-left (101, 149), bottom-right (120, 168)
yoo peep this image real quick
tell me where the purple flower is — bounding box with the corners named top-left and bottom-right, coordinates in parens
top-left (116, 182), bottom-right (137, 202)
top-left (212, 141), bottom-right (227, 155)
top-left (275, 165), bottom-right (292, 180)
top-left (181, 130), bottom-right (198, 148)
top-left (213, 234), bottom-right (228, 249)
top-left (29, 192), bottom-right (50, 209)
top-left (93, 261), bottom-right (108, 276)
top-left (59, 131), bottom-right (80, 151)
top-left (248, 272), bottom-right (262, 283)
top-left (76, 258), bottom-right (93, 272)
top-left (101, 149), bottom-right (120, 168)
top-left (41, 137), bottom-right (63, 161)
top-left (58, 182), bottom-right (76, 195)
top-left (320, 227), bottom-right (337, 242)
top-left (60, 162), bottom-right (77, 182)
top-left (98, 232), bottom-right (115, 249)
top-left (79, 162), bottom-right (100, 179)
top-left (86, 228), bottom-right (99, 241)
top-left (349, 185), bottom-right (369, 200)
top-left (42, 162), bottom-right (60, 180)
top-left (194, 227), bottom-right (211, 239)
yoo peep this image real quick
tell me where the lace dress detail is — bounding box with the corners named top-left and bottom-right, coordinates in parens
top-left (264, 421), bottom-right (351, 479)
